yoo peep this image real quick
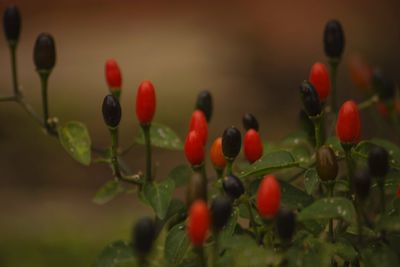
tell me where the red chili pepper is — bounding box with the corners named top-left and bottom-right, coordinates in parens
top-left (136, 80), bottom-right (156, 125)
top-left (309, 62), bottom-right (331, 102)
top-left (336, 100), bottom-right (361, 144)
top-left (210, 137), bottom-right (226, 169)
top-left (189, 110), bottom-right (208, 145)
top-left (105, 59), bottom-right (122, 91)
top-left (187, 200), bottom-right (210, 246)
top-left (348, 54), bottom-right (372, 92)
top-left (244, 129), bottom-right (263, 163)
top-left (256, 175), bottom-right (281, 218)
top-left (184, 130), bottom-right (205, 166)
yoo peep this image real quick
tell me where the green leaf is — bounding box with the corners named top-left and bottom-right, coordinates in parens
top-left (220, 207), bottom-right (239, 244)
top-left (143, 179), bottom-right (175, 219)
top-left (239, 151), bottom-right (298, 178)
top-left (286, 237), bottom-right (332, 267)
top-left (92, 240), bottom-right (135, 267)
top-left (298, 197), bottom-right (356, 223)
top-left (93, 180), bottom-right (125, 205)
top-left (377, 214), bottom-right (400, 232)
top-left (165, 223), bottom-right (190, 265)
top-left (361, 245), bottom-right (400, 267)
top-left (168, 165), bottom-right (191, 187)
top-left (280, 180), bottom-right (314, 210)
top-left (328, 239), bottom-right (358, 261)
top-left (58, 121), bottom-right (91, 165)
top-left (325, 136), bottom-right (344, 157)
top-left (136, 122), bottom-right (183, 150)
top-left (352, 139), bottom-right (400, 170)
top-left (304, 168), bottom-right (319, 195)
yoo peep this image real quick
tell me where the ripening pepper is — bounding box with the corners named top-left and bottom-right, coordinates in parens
top-left (336, 100), bottom-right (361, 144)
top-left (210, 196), bottom-right (232, 231)
top-left (222, 175), bottom-right (245, 200)
top-left (189, 110), bottom-right (208, 145)
top-left (3, 5), bottom-right (21, 43)
top-left (299, 80), bottom-right (322, 117)
top-left (323, 20), bottom-right (345, 59)
top-left (102, 94), bottom-right (121, 128)
top-left (132, 217), bottom-right (156, 254)
top-left (242, 113), bottom-right (259, 131)
top-left (348, 54), bottom-right (372, 91)
top-left (368, 146), bottom-right (389, 178)
top-left (105, 59), bottom-right (122, 92)
top-left (184, 130), bottom-right (205, 166)
top-left (195, 90), bottom-right (213, 122)
top-left (136, 80), bottom-right (156, 125)
top-left (316, 145), bottom-right (338, 181)
top-left (243, 129), bottom-right (263, 163)
top-left (187, 200), bottom-right (210, 246)
top-left (33, 33), bottom-right (56, 71)
top-left (276, 208), bottom-right (296, 241)
top-left (309, 62), bottom-right (331, 102)
top-left (186, 171), bottom-right (207, 207)
top-left (222, 127), bottom-right (241, 160)
top-left (210, 137), bottom-right (226, 170)
top-left (257, 175), bottom-right (281, 218)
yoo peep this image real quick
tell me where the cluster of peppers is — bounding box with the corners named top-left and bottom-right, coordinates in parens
top-left (3, 5), bottom-right (400, 267)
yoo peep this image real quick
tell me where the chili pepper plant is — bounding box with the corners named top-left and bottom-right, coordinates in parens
top-left (2, 5), bottom-right (400, 267)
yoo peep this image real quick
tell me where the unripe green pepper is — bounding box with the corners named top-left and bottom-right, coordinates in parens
top-left (210, 196), bottom-right (232, 231)
top-left (131, 217), bottom-right (156, 255)
top-left (316, 145), bottom-right (338, 181)
top-left (33, 33), bottom-right (56, 71)
top-left (223, 175), bottom-right (244, 200)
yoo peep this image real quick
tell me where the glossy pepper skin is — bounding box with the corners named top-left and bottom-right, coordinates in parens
top-left (136, 80), bottom-right (156, 125)
top-left (132, 217), bottom-right (155, 254)
top-left (210, 137), bottom-right (226, 170)
top-left (210, 196), bottom-right (232, 231)
top-left (368, 146), bottom-right (389, 178)
top-left (276, 208), bottom-right (296, 241)
top-left (186, 172), bottom-right (207, 207)
top-left (105, 59), bottom-right (122, 91)
top-left (299, 80), bottom-right (322, 117)
top-left (189, 110), bottom-right (208, 145)
top-left (222, 127), bottom-right (241, 160)
top-left (244, 129), bottom-right (263, 163)
top-left (187, 200), bottom-right (210, 247)
top-left (309, 62), bottom-right (331, 102)
top-left (336, 100), bottom-right (361, 144)
top-left (257, 175), bottom-right (281, 218)
top-left (323, 20), bottom-right (345, 58)
top-left (223, 175), bottom-right (245, 200)
top-left (316, 145), bottom-right (338, 181)
top-left (354, 169), bottom-right (371, 200)
top-left (195, 90), bottom-right (213, 122)
top-left (33, 33), bottom-right (56, 71)
top-left (184, 130), bottom-right (205, 166)
top-left (242, 113), bottom-right (259, 131)
top-left (102, 95), bottom-right (121, 128)
top-left (3, 5), bottom-right (21, 43)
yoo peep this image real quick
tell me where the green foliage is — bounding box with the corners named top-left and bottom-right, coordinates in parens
top-left (93, 180), bottom-right (125, 205)
top-left (142, 179), bottom-right (175, 220)
top-left (58, 121), bottom-right (91, 165)
top-left (136, 122), bottom-right (183, 150)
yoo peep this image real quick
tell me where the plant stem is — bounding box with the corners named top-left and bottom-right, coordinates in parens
top-left (39, 70), bottom-right (50, 130)
top-left (0, 95), bottom-right (17, 102)
top-left (142, 124), bottom-right (152, 182)
top-left (225, 160), bottom-right (233, 176)
top-left (355, 197), bottom-right (363, 244)
top-left (328, 182), bottom-right (335, 243)
top-left (378, 180), bottom-right (385, 213)
top-left (196, 246), bottom-right (207, 267)
top-left (343, 144), bottom-right (355, 194)
top-left (247, 200), bottom-right (261, 244)
top-left (110, 127), bottom-right (121, 178)
top-left (212, 231), bottom-right (220, 267)
top-left (329, 58), bottom-right (339, 113)
top-left (358, 95), bottom-right (378, 110)
top-left (311, 115), bottom-right (323, 149)
top-left (9, 43), bottom-right (19, 96)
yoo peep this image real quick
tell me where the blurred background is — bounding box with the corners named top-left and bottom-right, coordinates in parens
top-left (0, 0), bottom-right (399, 266)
